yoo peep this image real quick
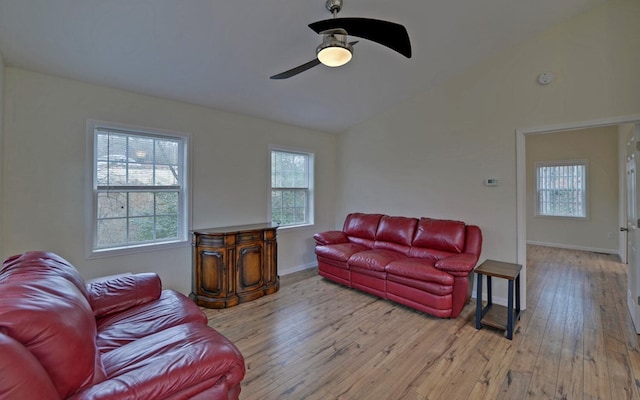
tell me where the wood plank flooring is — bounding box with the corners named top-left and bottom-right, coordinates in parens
top-left (203, 245), bottom-right (640, 399)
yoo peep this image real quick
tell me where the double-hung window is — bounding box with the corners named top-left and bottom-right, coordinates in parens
top-left (89, 121), bottom-right (189, 255)
top-left (270, 149), bottom-right (314, 227)
top-left (535, 160), bottom-right (588, 218)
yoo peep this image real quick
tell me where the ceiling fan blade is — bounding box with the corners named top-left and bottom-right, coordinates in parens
top-left (270, 58), bottom-right (322, 80)
top-left (309, 17), bottom-right (411, 58)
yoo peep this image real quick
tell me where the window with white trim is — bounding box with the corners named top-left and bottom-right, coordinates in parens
top-left (270, 149), bottom-right (314, 227)
top-left (90, 123), bottom-right (189, 253)
top-left (535, 160), bottom-right (587, 218)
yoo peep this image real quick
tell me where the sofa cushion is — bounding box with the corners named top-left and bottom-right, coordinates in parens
top-left (343, 213), bottom-right (383, 247)
top-left (385, 258), bottom-right (455, 286)
top-left (373, 216), bottom-right (418, 255)
top-left (96, 290), bottom-right (208, 353)
top-left (75, 323), bottom-right (245, 400)
top-left (348, 249), bottom-right (407, 272)
top-left (315, 242), bottom-right (369, 262)
top-left (412, 218), bottom-right (466, 253)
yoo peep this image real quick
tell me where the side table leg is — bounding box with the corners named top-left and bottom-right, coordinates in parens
top-left (475, 273), bottom-right (483, 329)
top-left (507, 279), bottom-right (514, 340)
top-left (516, 274), bottom-right (521, 319)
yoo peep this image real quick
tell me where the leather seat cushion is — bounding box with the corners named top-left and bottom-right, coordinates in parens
top-left (348, 249), bottom-right (407, 272)
top-left (315, 243), bottom-right (369, 262)
top-left (75, 323), bottom-right (245, 400)
top-left (385, 258), bottom-right (455, 286)
top-left (96, 290), bottom-right (208, 353)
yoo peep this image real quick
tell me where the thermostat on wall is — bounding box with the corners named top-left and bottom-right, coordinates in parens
top-left (484, 178), bottom-right (501, 187)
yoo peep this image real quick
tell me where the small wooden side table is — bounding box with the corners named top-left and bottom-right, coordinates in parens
top-left (475, 259), bottom-right (522, 340)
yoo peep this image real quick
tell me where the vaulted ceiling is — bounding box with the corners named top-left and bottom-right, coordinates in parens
top-left (0, 0), bottom-right (608, 133)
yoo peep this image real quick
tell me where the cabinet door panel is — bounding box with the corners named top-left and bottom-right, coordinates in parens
top-left (200, 250), bottom-right (226, 295)
top-left (237, 245), bottom-right (264, 290)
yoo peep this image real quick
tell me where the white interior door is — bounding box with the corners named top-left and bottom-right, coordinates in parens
top-left (626, 125), bottom-right (640, 334)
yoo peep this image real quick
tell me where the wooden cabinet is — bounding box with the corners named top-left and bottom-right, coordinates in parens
top-left (191, 223), bottom-right (279, 308)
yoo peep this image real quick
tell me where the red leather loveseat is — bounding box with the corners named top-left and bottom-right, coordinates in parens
top-left (0, 251), bottom-right (245, 399)
top-left (314, 213), bottom-right (482, 318)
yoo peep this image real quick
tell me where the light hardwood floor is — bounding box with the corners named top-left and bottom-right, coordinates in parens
top-left (203, 245), bottom-right (640, 399)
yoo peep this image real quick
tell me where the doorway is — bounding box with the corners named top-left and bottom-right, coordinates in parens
top-left (516, 115), bottom-right (640, 325)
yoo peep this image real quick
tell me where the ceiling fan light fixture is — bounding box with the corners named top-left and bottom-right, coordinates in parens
top-left (316, 37), bottom-right (352, 67)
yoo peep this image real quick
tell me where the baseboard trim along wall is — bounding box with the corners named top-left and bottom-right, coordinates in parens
top-left (279, 262), bottom-right (318, 276)
top-left (527, 240), bottom-right (619, 256)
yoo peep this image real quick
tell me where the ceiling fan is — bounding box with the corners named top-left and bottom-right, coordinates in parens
top-left (270, 0), bottom-right (412, 80)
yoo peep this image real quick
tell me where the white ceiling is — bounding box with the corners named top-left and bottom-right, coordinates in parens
top-left (0, 0), bottom-right (607, 133)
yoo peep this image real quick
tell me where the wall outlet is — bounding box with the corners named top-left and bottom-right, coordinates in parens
top-left (607, 232), bottom-right (613, 239)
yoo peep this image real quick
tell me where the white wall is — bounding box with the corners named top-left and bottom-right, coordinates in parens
top-left (337, 0), bottom-right (640, 304)
top-left (526, 126), bottom-right (619, 253)
top-left (2, 68), bottom-right (337, 292)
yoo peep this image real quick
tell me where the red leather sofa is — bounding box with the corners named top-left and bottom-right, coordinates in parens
top-left (0, 251), bottom-right (245, 399)
top-left (314, 213), bottom-right (482, 318)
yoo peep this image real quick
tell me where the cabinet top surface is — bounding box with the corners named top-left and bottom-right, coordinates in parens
top-left (191, 222), bottom-right (278, 235)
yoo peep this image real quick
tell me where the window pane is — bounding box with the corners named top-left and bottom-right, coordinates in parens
top-left (129, 192), bottom-right (154, 216)
top-left (282, 190), bottom-right (294, 208)
top-left (536, 162), bottom-right (586, 218)
top-left (97, 218), bottom-right (127, 247)
top-left (294, 207), bottom-right (306, 223)
top-left (294, 190), bottom-right (306, 207)
top-left (282, 207), bottom-right (294, 225)
top-left (272, 209), bottom-right (282, 225)
top-left (155, 163), bottom-right (179, 186)
top-left (129, 217), bottom-right (155, 243)
top-left (156, 215), bottom-right (178, 239)
top-left (156, 192), bottom-right (178, 214)
top-left (271, 190), bottom-right (282, 208)
top-left (97, 192), bottom-right (127, 218)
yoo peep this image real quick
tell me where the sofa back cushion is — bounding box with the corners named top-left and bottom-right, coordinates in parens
top-left (2, 251), bottom-right (90, 298)
top-left (411, 218), bottom-right (466, 254)
top-left (0, 252), bottom-right (105, 398)
top-left (343, 213), bottom-right (383, 248)
top-left (373, 216), bottom-right (418, 255)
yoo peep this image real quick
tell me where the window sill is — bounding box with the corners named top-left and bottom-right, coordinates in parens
top-left (534, 214), bottom-right (589, 221)
top-left (87, 239), bottom-right (190, 259)
top-left (275, 223), bottom-right (316, 232)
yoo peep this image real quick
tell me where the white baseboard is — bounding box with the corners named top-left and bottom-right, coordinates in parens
top-left (280, 262), bottom-right (317, 276)
top-left (527, 240), bottom-right (618, 255)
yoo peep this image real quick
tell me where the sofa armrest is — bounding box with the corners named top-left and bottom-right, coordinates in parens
top-left (86, 273), bottom-right (162, 318)
top-left (434, 253), bottom-right (479, 277)
top-left (313, 230), bottom-right (349, 246)
top-left (0, 333), bottom-right (59, 399)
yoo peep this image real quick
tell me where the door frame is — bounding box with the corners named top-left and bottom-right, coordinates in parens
top-left (516, 115), bottom-right (640, 310)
